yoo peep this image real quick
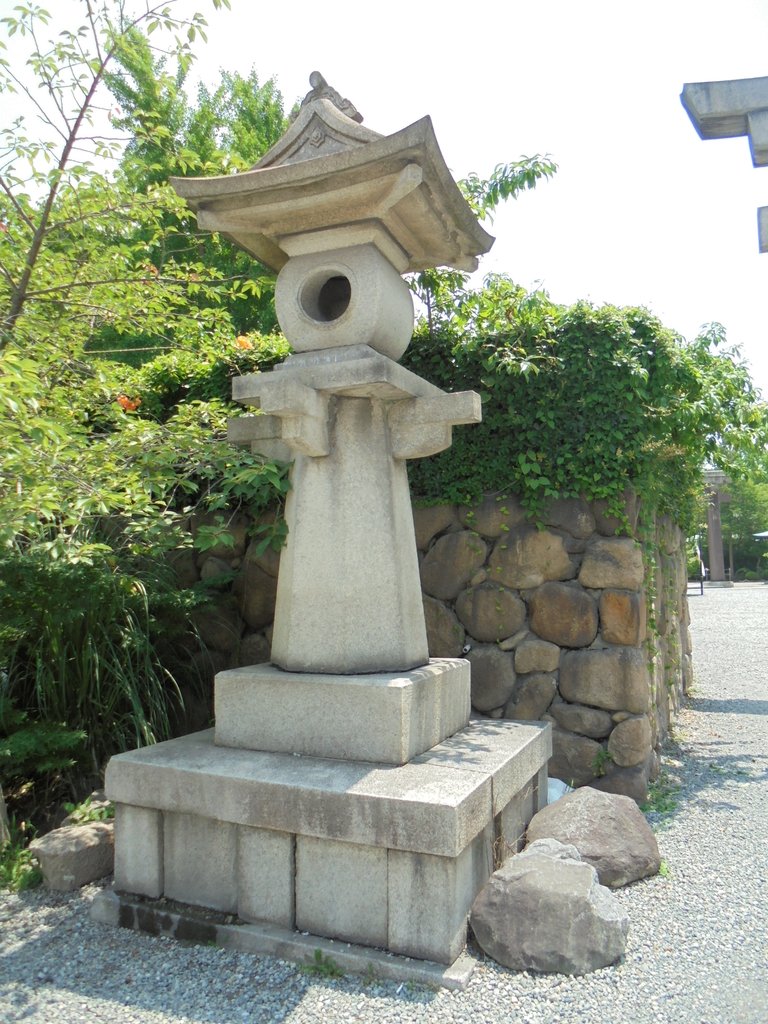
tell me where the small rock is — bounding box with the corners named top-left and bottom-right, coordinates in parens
top-left (30, 822), bottom-right (114, 891)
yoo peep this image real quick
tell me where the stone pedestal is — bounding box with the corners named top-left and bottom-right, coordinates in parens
top-left (98, 719), bottom-right (551, 967)
top-left (214, 659), bottom-right (470, 765)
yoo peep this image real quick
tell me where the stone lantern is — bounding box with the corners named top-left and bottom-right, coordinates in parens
top-left (95, 75), bottom-right (551, 981)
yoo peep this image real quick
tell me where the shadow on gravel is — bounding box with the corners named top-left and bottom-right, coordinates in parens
top-left (644, 733), bottom-right (768, 830)
top-left (0, 887), bottom-right (442, 1024)
top-left (688, 696), bottom-right (768, 716)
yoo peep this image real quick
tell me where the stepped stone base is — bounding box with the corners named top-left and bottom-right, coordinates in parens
top-left (101, 719), bottom-right (551, 967)
top-left (214, 658), bottom-right (471, 765)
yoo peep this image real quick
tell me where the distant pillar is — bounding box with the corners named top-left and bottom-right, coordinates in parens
top-left (706, 487), bottom-right (726, 581)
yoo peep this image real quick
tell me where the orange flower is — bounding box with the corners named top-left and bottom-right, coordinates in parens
top-left (235, 335), bottom-right (253, 350)
top-left (117, 394), bottom-right (141, 412)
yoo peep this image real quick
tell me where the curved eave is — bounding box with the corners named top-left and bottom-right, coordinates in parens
top-left (170, 116), bottom-right (494, 273)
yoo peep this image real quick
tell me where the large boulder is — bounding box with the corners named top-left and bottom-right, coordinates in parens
top-left (525, 787), bottom-right (660, 887)
top-left (599, 589), bottom-right (646, 646)
top-left (548, 700), bottom-right (614, 739)
top-left (470, 838), bottom-right (629, 974)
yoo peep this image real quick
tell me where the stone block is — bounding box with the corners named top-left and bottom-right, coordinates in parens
top-left (505, 673), bottom-right (557, 721)
top-left (542, 498), bottom-right (595, 540)
top-left (423, 596), bottom-right (465, 658)
top-left (607, 715), bottom-right (652, 767)
top-left (467, 645), bottom-right (516, 713)
top-left (238, 827), bottom-right (295, 928)
top-left (549, 728), bottom-right (602, 787)
top-left (579, 537), bottom-right (644, 590)
top-left (30, 822), bottom-right (114, 891)
top-left (528, 581), bottom-right (598, 648)
top-left (296, 836), bottom-right (387, 947)
top-left (488, 526), bottom-right (575, 589)
top-left (388, 824), bottom-right (494, 964)
top-left (455, 584), bottom-right (526, 642)
top-left (548, 701), bottom-right (614, 739)
top-left (559, 647), bottom-right (651, 714)
top-left (497, 776), bottom-right (537, 855)
top-left (164, 812), bottom-right (237, 913)
top-left (421, 530), bottom-right (488, 600)
top-left (458, 492), bottom-right (527, 538)
top-left (413, 504), bottom-right (458, 550)
top-left (214, 659), bottom-right (471, 765)
top-left (600, 589), bottom-right (646, 645)
top-left (514, 638), bottom-right (560, 674)
top-left (114, 804), bottom-right (163, 898)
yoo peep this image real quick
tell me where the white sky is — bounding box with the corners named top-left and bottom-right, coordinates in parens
top-left (3, 0), bottom-right (768, 395)
top-left (195, 0), bottom-right (768, 397)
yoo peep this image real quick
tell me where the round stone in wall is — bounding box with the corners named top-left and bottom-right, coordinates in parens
top-left (420, 530), bottom-right (488, 600)
top-left (528, 581), bottom-right (598, 648)
top-left (455, 584), bottom-right (526, 643)
top-left (488, 526), bottom-right (575, 589)
top-left (607, 715), bottom-right (652, 767)
top-left (504, 673), bottom-right (557, 721)
top-left (467, 645), bottom-right (516, 713)
top-left (423, 595), bottom-right (465, 658)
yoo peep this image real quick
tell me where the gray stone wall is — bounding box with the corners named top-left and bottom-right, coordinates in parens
top-left (176, 491), bottom-right (690, 803)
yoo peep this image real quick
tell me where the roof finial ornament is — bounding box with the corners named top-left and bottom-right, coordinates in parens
top-left (300, 71), bottom-right (363, 123)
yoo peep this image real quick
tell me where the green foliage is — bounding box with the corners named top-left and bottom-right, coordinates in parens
top-left (62, 795), bottom-right (115, 825)
top-left (301, 949), bottom-right (345, 979)
top-left (0, 818), bottom-right (43, 892)
top-left (404, 277), bottom-right (768, 531)
top-left (0, 3), bottom-right (291, 803)
top-left (0, 697), bottom-right (86, 791)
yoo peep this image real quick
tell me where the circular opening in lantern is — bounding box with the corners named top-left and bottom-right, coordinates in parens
top-left (300, 273), bottom-right (351, 323)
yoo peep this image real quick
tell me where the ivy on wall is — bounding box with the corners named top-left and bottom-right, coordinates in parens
top-left (402, 277), bottom-right (768, 532)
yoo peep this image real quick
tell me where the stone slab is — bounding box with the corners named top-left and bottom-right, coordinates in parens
top-left (214, 659), bottom-right (471, 764)
top-left (106, 729), bottom-right (490, 858)
top-left (296, 835), bottom-right (388, 946)
top-left (114, 805), bottom-right (163, 898)
top-left (413, 718), bottom-right (552, 816)
top-left (237, 827), bottom-right (294, 928)
top-left (163, 812), bottom-right (237, 913)
top-left (91, 889), bottom-right (477, 990)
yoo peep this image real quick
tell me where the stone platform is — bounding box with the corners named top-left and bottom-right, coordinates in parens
top-left (100, 718), bottom-right (551, 968)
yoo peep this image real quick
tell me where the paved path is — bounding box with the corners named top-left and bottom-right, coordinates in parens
top-left (1, 585), bottom-right (766, 1023)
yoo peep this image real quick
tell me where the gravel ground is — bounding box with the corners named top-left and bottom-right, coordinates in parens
top-left (2, 584), bottom-right (767, 1024)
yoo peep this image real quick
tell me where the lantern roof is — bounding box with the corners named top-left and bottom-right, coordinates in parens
top-left (170, 72), bottom-right (494, 274)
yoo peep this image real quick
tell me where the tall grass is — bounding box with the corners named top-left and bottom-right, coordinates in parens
top-left (0, 553), bottom-right (185, 776)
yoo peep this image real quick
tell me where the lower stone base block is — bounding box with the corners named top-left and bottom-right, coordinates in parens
top-left (102, 719), bottom-right (551, 967)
